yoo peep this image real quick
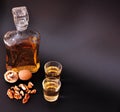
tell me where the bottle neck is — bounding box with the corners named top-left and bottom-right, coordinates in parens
top-left (16, 24), bottom-right (28, 32)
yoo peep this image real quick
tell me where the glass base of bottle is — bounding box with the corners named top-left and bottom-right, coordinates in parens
top-left (6, 63), bottom-right (40, 73)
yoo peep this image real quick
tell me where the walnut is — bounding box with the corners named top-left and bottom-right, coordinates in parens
top-left (19, 84), bottom-right (27, 91)
top-left (20, 90), bottom-right (24, 96)
top-left (18, 70), bottom-right (32, 81)
top-left (7, 89), bottom-right (14, 99)
top-left (14, 91), bottom-right (22, 100)
top-left (27, 90), bottom-right (31, 94)
top-left (14, 85), bottom-right (20, 91)
top-left (25, 85), bottom-right (29, 93)
top-left (30, 89), bottom-right (37, 94)
top-left (4, 70), bottom-right (18, 83)
top-left (22, 93), bottom-right (30, 104)
top-left (28, 82), bottom-right (34, 89)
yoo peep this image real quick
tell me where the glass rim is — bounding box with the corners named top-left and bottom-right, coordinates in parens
top-left (42, 77), bottom-right (61, 89)
top-left (44, 61), bottom-right (62, 69)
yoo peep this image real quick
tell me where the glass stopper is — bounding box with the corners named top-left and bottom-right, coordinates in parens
top-left (12, 6), bottom-right (29, 31)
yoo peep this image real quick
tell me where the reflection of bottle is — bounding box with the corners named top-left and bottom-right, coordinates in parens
top-left (3, 6), bottom-right (40, 73)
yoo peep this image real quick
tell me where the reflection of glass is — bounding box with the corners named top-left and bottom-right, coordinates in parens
top-left (42, 77), bottom-right (61, 102)
top-left (44, 61), bottom-right (62, 79)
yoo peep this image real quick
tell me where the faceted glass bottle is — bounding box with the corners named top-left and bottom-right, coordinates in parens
top-left (3, 6), bottom-right (40, 73)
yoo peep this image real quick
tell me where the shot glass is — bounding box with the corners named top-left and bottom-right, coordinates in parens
top-left (42, 77), bottom-right (61, 102)
top-left (44, 61), bottom-right (62, 79)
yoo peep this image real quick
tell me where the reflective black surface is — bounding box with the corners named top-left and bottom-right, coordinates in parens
top-left (1, 0), bottom-right (120, 112)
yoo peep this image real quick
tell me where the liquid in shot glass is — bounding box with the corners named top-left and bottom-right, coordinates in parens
top-left (44, 61), bottom-right (62, 79)
top-left (42, 77), bottom-right (61, 102)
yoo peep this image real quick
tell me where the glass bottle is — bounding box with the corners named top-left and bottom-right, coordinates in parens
top-left (3, 6), bottom-right (40, 73)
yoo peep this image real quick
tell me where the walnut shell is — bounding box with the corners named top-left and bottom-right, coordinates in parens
top-left (4, 70), bottom-right (18, 83)
top-left (18, 70), bottom-right (32, 81)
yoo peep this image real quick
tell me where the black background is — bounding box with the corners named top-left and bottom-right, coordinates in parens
top-left (1, 0), bottom-right (120, 112)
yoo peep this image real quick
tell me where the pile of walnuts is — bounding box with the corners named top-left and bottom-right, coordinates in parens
top-left (7, 82), bottom-right (36, 104)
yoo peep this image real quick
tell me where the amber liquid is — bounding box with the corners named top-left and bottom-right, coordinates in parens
top-left (45, 66), bottom-right (61, 79)
top-left (43, 81), bottom-right (60, 102)
top-left (5, 37), bottom-right (40, 73)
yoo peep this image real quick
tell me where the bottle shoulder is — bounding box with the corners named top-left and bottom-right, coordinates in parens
top-left (4, 30), bottom-right (40, 38)
top-left (4, 30), bottom-right (40, 47)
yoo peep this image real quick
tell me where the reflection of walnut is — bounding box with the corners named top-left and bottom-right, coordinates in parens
top-left (6, 81), bottom-right (36, 104)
